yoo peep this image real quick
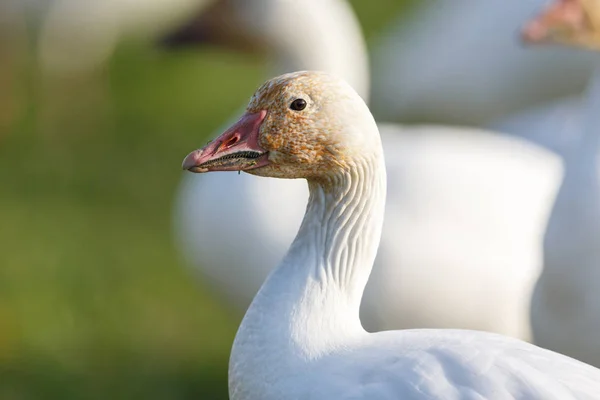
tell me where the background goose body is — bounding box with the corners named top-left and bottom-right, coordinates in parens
top-left (184, 71), bottom-right (600, 400)
top-left (172, 0), bottom-right (562, 337)
top-left (368, 125), bottom-right (559, 334)
top-left (491, 96), bottom-right (584, 156)
top-left (493, 0), bottom-right (600, 367)
top-left (532, 62), bottom-right (600, 367)
top-left (371, 0), bottom-right (596, 125)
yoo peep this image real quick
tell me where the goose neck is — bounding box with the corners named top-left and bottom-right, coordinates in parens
top-left (289, 154), bottom-right (387, 323)
top-left (564, 56), bottom-right (600, 176)
top-left (543, 55), bottom-right (600, 274)
top-left (232, 152), bottom-right (386, 362)
top-left (581, 57), bottom-right (600, 148)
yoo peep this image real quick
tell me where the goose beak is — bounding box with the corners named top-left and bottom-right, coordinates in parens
top-left (183, 110), bottom-right (270, 173)
top-left (521, 0), bottom-right (588, 44)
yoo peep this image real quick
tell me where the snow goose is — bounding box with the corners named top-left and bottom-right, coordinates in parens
top-left (371, 0), bottom-right (596, 125)
top-left (182, 71), bottom-right (600, 400)
top-left (518, 0), bottom-right (600, 368)
top-left (173, 0), bottom-right (561, 338)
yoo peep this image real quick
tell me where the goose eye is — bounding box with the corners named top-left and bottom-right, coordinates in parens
top-left (290, 98), bottom-right (307, 111)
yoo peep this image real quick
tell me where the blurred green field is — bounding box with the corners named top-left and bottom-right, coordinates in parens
top-left (0, 1), bottom-right (412, 398)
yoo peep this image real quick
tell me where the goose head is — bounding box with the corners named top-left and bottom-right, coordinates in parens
top-left (182, 71), bottom-right (379, 180)
top-left (522, 0), bottom-right (600, 49)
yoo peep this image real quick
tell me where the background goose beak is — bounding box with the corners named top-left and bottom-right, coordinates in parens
top-left (521, 0), bottom-right (588, 44)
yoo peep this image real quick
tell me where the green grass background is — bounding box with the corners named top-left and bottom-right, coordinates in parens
top-left (0, 1), bottom-right (413, 398)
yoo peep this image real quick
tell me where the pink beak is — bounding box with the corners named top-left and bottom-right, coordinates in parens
top-left (182, 110), bottom-right (269, 173)
top-left (521, 0), bottom-right (587, 44)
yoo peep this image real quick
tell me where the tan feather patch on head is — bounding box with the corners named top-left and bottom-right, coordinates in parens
top-left (243, 71), bottom-right (360, 179)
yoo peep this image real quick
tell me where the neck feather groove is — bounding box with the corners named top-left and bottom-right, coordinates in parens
top-left (292, 156), bottom-right (386, 303)
top-left (232, 152), bottom-right (386, 365)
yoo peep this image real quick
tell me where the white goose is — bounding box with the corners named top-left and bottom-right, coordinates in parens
top-left (516, 0), bottom-right (600, 368)
top-left (182, 71), bottom-right (600, 400)
top-left (174, 0), bottom-right (561, 338)
top-left (371, 0), bottom-right (596, 125)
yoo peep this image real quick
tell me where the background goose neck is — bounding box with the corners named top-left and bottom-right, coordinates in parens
top-left (578, 57), bottom-right (600, 154)
top-left (268, 0), bottom-right (370, 102)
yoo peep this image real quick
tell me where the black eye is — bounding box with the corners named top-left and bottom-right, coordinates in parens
top-left (290, 98), bottom-right (307, 111)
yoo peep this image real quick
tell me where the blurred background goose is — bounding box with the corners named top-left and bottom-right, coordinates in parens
top-left (183, 71), bottom-right (600, 400)
top-left (169, 0), bottom-right (562, 338)
top-left (32, 0), bottom-right (216, 74)
top-left (516, 0), bottom-right (600, 368)
top-left (371, 0), bottom-right (596, 125)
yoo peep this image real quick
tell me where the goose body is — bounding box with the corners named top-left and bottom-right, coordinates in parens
top-left (372, 0), bottom-right (596, 125)
top-left (182, 71), bottom-right (600, 400)
top-left (173, 0), bottom-right (562, 337)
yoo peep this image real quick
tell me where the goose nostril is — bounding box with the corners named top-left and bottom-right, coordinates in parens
top-left (224, 134), bottom-right (240, 149)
